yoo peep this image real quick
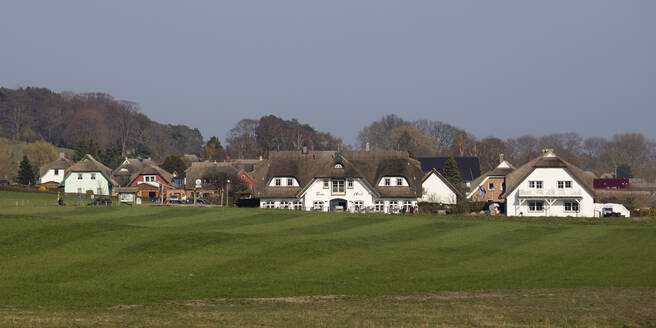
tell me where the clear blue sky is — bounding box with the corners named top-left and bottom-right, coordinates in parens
top-left (1, 1), bottom-right (654, 145)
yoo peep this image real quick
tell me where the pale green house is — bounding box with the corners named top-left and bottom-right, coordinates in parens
top-left (60, 154), bottom-right (117, 196)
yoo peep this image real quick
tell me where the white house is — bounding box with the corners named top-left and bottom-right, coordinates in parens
top-left (60, 154), bottom-right (117, 196)
top-left (251, 150), bottom-right (424, 213)
top-left (38, 153), bottom-right (73, 187)
top-left (502, 149), bottom-right (597, 217)
top-left (421, 169), bottom-right (460, 204)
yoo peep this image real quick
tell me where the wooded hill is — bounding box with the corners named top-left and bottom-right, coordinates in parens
top-left (0, 87), bottom-right (203, 161)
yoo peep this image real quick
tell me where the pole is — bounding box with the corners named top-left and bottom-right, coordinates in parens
top-left (226, 179), bottom-right (230, 208)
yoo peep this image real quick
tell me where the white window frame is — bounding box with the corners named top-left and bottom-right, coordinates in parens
top-left (313, 200), bottom-right (324, 211)
top-left (287, 178), bottom-right (293, 186)
top-left (384, 178), bottom-right (391, 186)
top-left (77, 173), bottom-right (83, 180)
top-left (564, 201), bottom-right (579, 212)
top-left (263, 201), bottom-right (275, 208)
top-left (374, 200), bottom-right (384, 212)
top-left (488, 182), bottom-right (495, 190)
top-left (396, 178), bottom-right (403, 186)
top-left (275, 178), bottom-right (281, 186)
top-left (54, 169), bottom-right (59, 175)
top-left (403, 201), bottom-right (412, 211)
top-left (347, 179), bottom-right (354, 189)
top-left (353, 200), bottom-right (363, 211)
top-left (529, 181), bottom-right (543, 189)
top-left (323, 179), bottom-right (329, 189)
top-left (528, 201), bottom-right (544, 212)
top-left (280, 201), bottom-right (291, 209)
top-left (90, 173), bottom-right (96, 180)
top-left (293, 200), bottom-right (302, 210)
top-left (332, 179), bottom-right (345, 194)
top-left (334, 163), bottom-right (343, 169)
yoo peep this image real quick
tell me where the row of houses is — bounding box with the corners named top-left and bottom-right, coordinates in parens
top-left (37, 147), bottom-right (626, 217)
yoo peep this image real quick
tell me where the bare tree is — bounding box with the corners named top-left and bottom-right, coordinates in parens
top-left (115, 100), bottom-right (139, 156)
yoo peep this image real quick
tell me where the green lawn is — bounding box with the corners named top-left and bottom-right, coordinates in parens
top-left (1, 190), bottom-right (655, 326)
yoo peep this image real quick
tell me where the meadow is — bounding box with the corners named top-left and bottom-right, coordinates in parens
top-left (1, 190), bottom-right (655, 327)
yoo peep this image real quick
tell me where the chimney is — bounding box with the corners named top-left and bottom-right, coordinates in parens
top-left (499, 153), bottom-right (504, 163)
top-left (365, 142), bottom-right (370, 152)
top-left (302, 146), bottom-right (308, 154)
top-left (59, 152), bottom-right (65, 159)
top-left (541, 149), bottom-right (556, 157)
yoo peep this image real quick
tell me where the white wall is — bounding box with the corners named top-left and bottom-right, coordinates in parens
top-left (505, 168), bottom-right (594, 217)
top-left (421, 173), bottom-right (457, 204)
top-left (377, 177), bottom-right (408, 186)
top-left (268, 177), bottom-right (300, 187)
top-left (260, 178), bottom-right (417, 213)
top-left (63, 171), bottom-right (111, 195)
top-left (39, 168), bottom-right (65, 184)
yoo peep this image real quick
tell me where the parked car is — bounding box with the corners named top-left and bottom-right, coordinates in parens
top-left (88, 198), bottom-right (113, 206)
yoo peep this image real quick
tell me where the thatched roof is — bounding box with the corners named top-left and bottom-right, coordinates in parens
top-left (500, 150), bottom-right (596, 199)
top-left (184, 161), bottom-right (239, 189)
top-left (65, 154), bottom-right (118, 186)
top-left (251, 150), bottom-right (424, 199)
top-left (112, 158), bottom-right (173, 187)
top-left (39, 156), bottom-right (73, 176)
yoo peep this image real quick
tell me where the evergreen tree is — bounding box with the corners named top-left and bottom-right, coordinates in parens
top-left (161, 155), bottom-right (187, 174)
top-left (18, 155), bottom-right (36, 185)
top-left (443, 156), bottom-right (462, 187)
top-left (73, 137), bottom-right (100, 161)
top-left (616, 164), bottom-right (632, 179)
top-left (201, 136), bottom-right (226, 161)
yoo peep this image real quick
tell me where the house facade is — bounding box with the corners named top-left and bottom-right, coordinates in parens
top-left (252, 150), bottom-right (424, 213)
top-left (467, 157), bottom-right (514, 203)
top-left (502, 150), bottom-right (596, 217)
top-left (421, 169), bottom-right (459, 204)
top-left (60, 154), bottom-right (117, 196)
top-left (38, 153), bottom-right (73, 187)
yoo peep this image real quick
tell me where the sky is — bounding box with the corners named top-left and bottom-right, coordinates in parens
top-left (1, 1), bottom-right (654, 146)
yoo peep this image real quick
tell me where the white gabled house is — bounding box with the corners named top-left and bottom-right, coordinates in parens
top-left (251, 150), bottom-right (424, 213)
top-left (502, 149), bottom-right (597, 217)
top-left (421, 168), bottom-right (460, 204)
top-left (60, 154), bottom-right (118, 196)
top-left (38, 153), bottom-right (73, 187)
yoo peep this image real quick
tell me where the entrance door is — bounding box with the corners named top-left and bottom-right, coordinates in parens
top-left (329, 198), bottom-right (347, 212)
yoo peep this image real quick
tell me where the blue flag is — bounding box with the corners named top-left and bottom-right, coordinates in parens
top-left (478, 185), bottom-right (486, 196)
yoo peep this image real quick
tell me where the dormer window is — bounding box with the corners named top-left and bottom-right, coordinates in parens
top-left (275, 178), bottom-right (281, 186)
top-left (396, 178), bottom-right (403, 186)
top-left (270, 177), bottom-right (297, 187)
top-left (334, 163), bottom-right (343, 169)
top-left (54, 169), bottom-right (59, 175)
top-left (385, 178), bottom-right (391, 186)
top-left (287, 178), bottom-right (293, 186)
top-left (90, 173), bottom-right (96, 180)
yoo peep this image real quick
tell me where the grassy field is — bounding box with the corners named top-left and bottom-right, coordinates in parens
top-left (1, 190), bottom-right (655, 327)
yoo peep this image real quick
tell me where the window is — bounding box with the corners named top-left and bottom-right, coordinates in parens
top-left (564, 201), bottom-right (579, 212)
top-left (389, 200), bottom-right (399, 212)
top-left (263, 201), bottom-right (275, 208)
top-left (353, 200), bottom-right (363, 211)
top-left (287, 178), bottom-right (293, 186)
top-left (347, 179), bottom-right (354, 188)
top-left (384, 178), bottom-right (391, 186)
top-left (145, 176), bottom-right (156, 182)
top-left (275, 178), bottom-right (281, 186)
top-left (396, 178), bottom-right (403, 186)
top-left (90, 173), bottom-right (96, 180)
top-left (293, 200), bottom-right (303, 210)
top-left (280, 201), bottom-right (291, 209)
top-left (529, 181), bottom-right (543, 189)
top-left (323, 179), bottom-right (329, 189)
top-left (334, 163), bottom-right (343, 168)
top-left (77, 173), bottom-right (83, 180)
top-left (332, 179), bottom-right (345, 194)
top-left (313, 200), bottom-right (324, 211)
top-left (54, 169), bottom-right (59, 175)
top-left (488, 182), bottom-right (495, 190)
top-left (374, 200), bottom-right (384, 212)
top-left (557, 181), bottom-right (572, 189)
top-left (403, 201), bottom-right (412, 211)
top-left (528, 201), bottom-right (544, 212)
